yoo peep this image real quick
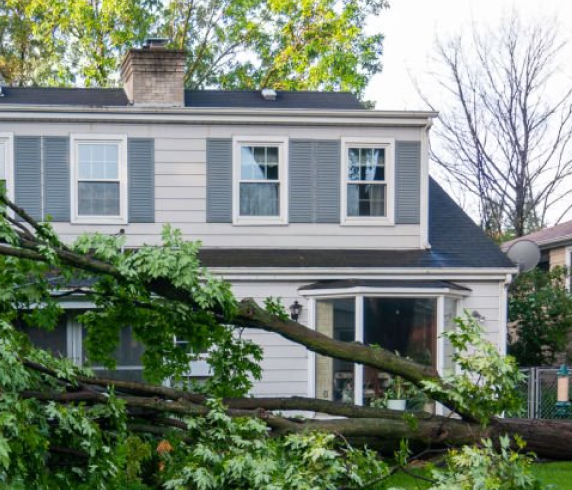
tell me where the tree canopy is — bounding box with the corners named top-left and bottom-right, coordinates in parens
top-left (0, 0), bottom-right (386, 96)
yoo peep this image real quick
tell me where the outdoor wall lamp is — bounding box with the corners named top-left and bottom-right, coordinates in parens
top-left (289, 300), bottom-right (303, 321)
top-left (556, 364), bottom-right (571, 418)
top-left (471, 310), bottom-right (486, 322)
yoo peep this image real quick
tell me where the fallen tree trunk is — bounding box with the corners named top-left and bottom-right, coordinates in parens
top-left (20, 362), bottom-right (572, 461)
top-left (1, 195), bottom-right (567, 462)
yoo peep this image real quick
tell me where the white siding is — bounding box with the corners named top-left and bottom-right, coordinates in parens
top-left (228, 277), bottom-right (507, 398)
top-left (230, 281), bottom-right (310, 397)
top-left (2, 121), bottom-right (423, 250)
top-left (456, 280), bottom-right (507, 349)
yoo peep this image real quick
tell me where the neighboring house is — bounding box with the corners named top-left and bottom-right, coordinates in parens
top-left (0, 41), bottom-right (516, 406)
top-left (503, 221), bottom-right (572, 273)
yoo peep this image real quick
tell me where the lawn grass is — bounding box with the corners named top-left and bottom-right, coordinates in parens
top-left (379, 461), bottom-right (572, 489)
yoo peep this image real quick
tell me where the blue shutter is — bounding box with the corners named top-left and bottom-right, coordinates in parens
top-left (128, 138), bottom-right (155, 223)
top-left (14, 136), bottom-right (42, 220)
top-left (315, 140), bottom-right (341, 223)
top-left (395, 141), bottom-right (421, 224)
top-left (43, 137), bottom-right (70, 222)
top-left (206, 138), bottom-right (232, 223)
top-left (289, 140), bottom-right (315, 223)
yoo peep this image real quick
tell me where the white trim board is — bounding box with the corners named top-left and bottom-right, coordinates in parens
top-left (70, 133), bottom-right (128, 225)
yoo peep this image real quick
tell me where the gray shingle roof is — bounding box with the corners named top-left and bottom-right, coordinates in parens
top-left (298, 280), bottom-right (471, 291)
top-left (184, 90), bottom-right (364, 109)
top-left (0, 87), bottom-right (129, 106)
top-left (197, 179), bottom-right (515, 269)
top-left (502, 220), bottom-right (572, 250)
top-left (0, 87), bottom-right (364, 110)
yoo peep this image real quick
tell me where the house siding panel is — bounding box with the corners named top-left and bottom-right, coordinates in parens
top-left (6, 123), bottom-right (422, 248)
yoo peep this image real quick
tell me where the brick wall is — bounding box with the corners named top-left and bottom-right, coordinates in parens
top-left (121, 48), bottom-right (186, 107)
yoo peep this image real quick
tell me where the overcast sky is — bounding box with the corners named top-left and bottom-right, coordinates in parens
top-left (365, 0), bottom-right (571, 110)
top-left (366, 0), bottom-right (572, 225)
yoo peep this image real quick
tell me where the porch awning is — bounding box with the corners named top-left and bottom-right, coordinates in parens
top-left (298, 279), bottom-right (471, 294)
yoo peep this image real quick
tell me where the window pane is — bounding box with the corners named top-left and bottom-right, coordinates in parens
top-left (15, 315), bottom-right (68, 358)
top-left (348, 148), bottom-right (360, 181)
top-left (86, 326), bottom-right (145, 382)
top-left (347, 184), bottom-right (386, 217)
top-left (240, 183), bottom-right (279, 216)
top-left (348, 147), bottom-right (385, 182)
top-left (315, 298), bottom-right (355, 403)
top-left (78, 182), bottom-right (120, 216)
top-left (241, 146), bottom-right (256, 180)
top-left (363, 298), bottom-right (436, 406)
top-left (78, 143), bottom-right (119, 180)
top-left (240, 145), bottom-right (279, 181)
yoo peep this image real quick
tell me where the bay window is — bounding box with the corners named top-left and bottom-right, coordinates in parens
top-left (308, 286), bottom-right (464, 407)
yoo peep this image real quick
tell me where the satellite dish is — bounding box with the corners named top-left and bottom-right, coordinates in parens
top-left (506, 239), bottom-right (541, 272)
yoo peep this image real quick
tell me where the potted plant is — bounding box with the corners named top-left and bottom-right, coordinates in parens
top-left (385, 375), bottom-right (407, 410)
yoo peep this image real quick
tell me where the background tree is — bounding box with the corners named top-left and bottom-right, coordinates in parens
top-left (0, 0), bottom-right (67, 86)
top-left (420, 13), bottom-right (572, 239)
top-left (508, 266), bottom-right (572, 366)
top-left (0, 0), bottom-right (386, 95)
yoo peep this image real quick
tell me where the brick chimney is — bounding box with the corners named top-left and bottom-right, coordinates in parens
top-left (121, 39), bottom-right (186, 107)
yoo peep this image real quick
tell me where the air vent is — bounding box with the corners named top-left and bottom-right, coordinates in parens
top-left (261, 88), bottom-right (278, 101)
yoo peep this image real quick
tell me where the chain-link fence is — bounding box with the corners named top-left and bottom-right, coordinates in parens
top-left (518, 367), bottom-right (572, 419)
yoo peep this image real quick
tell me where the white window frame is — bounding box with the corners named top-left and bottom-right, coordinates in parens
top-left (232, 136), bottom-right (288, 225)
top-left (566, 246), bottom-right (572, 291)
top-left (70, 133), bottom-right (128, 225)
top-left (304, 287), bottom-right (468, 407)
top-left (0, 132), bottom-right (15, 203)
top-left (340, 137), bottom-right (395, 226)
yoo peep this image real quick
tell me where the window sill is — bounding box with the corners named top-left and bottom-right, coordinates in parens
top-left (340, 217), bottom-right (394, 227)
top-left (71, 216), bottom-right (128, 225)
top-left (232, 218), bottom-right (289, 226)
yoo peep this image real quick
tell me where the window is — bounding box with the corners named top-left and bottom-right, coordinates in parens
top-left (0, 133), bottom-right (14, 200)
top-left (315, 296), bottom-right (436, 406)
top-left (71, 134), bottom-right (127, 224)
top-left (233, 137), bottom-right (288, 224)
top-left (341, 138), bottom-right (394, 225)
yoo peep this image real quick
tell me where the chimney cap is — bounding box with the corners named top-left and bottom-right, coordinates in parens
top-left (143, 38), bottom-right (170, 50)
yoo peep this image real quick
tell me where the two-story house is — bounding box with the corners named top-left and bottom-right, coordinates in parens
top-left (0, 41), bottom-right (516, 406)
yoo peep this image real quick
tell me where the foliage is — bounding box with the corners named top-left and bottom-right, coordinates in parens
top-left (427, 436), bottom-right (540, 490)
top-left (509, 266), bottom-right (572, 366)
top-left (422, 313), bottom-right (525, 424)
top-left (264, 297), bottom-right (289, 322)
top-left (0, 0), bottom-right (68, 86)
top-left (0, 324), bottom-right (394, 489)
top-left (0, 222), bottom-right (262, 396)
top-left (161, 399), bottom-right (389, 490)
top-left (0, 0), bottom-right (387, 95)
